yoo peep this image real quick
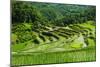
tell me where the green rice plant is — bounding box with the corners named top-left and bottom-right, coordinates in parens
top-left (11, 47), bottom-right (96, 66)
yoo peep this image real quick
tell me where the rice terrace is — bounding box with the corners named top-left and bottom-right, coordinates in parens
top-left (11, 1), bottom-right (96, 66)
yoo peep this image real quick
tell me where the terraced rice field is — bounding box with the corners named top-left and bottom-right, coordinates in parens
top-left (11, 21), bottom-right (96, 66)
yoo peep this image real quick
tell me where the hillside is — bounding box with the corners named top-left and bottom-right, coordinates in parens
top-left (11, 1), bottom-right (96, 66)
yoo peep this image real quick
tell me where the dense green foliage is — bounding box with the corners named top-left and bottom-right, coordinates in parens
top-left (11, 1), bottom-right (96, 66)
top-left (12, 1), bottom-right (96, 26)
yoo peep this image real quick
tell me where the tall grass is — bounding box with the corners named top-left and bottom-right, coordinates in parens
top-left (12, 47), bottom-right (96, 66)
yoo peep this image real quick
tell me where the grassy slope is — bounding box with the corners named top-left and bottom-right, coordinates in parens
top-left (12, 47), bottom-right (96, 66)
top-left (11, 21), bottom-right (96, 66)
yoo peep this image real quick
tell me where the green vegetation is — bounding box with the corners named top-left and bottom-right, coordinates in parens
top-left (12, 47), bottom-right (96, 66)
top-left (11, 1), bottom-right (96, 66)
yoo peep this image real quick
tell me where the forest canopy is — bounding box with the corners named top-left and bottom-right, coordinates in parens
top-left (12, 1), bottom-right (96, 26)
